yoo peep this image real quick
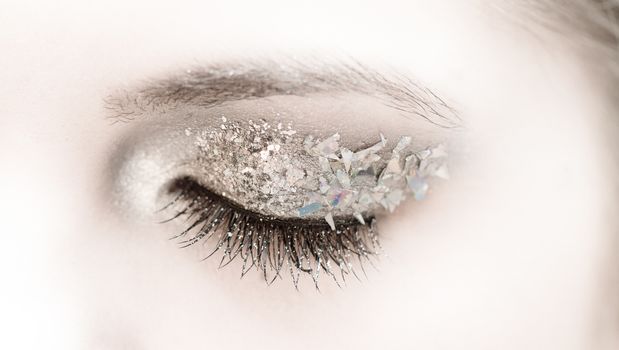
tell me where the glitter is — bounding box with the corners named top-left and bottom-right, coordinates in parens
top-left (314, 133), bottom-right (340, 159)
top-left (393, 135), bottom-right (412, 154)
top-left (259, 149), bottom-right (270, 160)
top-left (417, 149), bottom-right (432, 159)
top-left (298, 202), bottom-right (322, 217)
top-left (353, 212), bottom-right (365, 225)
top-left (319, 177), bottom-right (330, 193)
top-left (303, 135), bottom-right (315, 153)
top-left (195, 135), bottom-right (208, 148)
top-left (430, 143), bottom-right (448, 158)
top-left (190, 117), bottom-right (448, 226)
top-left (318, 157), bottom-right (331, 173)
top-left (328, 191), bottom-right (343, 206)
top-left (221, 116), bottom-right (227, 122)
top-left (324, 212), bottom-right (336, 231)
top-left (357, 191), bottom-right (374, 206)
top-left (434, 163), bottom-right (450, 179)
top-left (292, 134), bottom-right (448, 226)
top-left (304, 192), bottom-right (323, 206)
top-left (327, 189), bottom-right (352, 209)
top-left (404, 155), bottom-right (418, 174)
top-left (266, 144), bottom-right (280, 152)
top-left (341, 148), bottom-right (353, 172)
top-left (286, 166), bottom-right (305, 185)
top-left (260, 184), bottom-right (270, 194)
top-left (353, 139), bottom-right (384, 162)
top-left (383, 157), bottom-right (402, 175)
top-left (336, 169), bottom-right (351, 188)
top-left (329, 160), bottom-right (345, 174)
top-left (418, 147), bottom-right (449, 179)
top-left (381, 189), bottom-right (404, 212)
top-left (407, 175), bottom-right (429, 200)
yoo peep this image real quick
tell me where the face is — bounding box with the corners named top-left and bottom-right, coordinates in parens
top-left (1, 1), bottom-right (617, 349)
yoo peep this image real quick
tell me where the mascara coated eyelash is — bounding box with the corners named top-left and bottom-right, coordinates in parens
top-left (163, 177), bottom-right (381, 289)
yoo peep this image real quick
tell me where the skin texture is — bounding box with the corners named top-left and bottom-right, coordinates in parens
top-left (0, 1), bottom-right (617, 349)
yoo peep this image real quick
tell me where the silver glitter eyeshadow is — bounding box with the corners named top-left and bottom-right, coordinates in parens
top-left (299, 131), bottom-right (448, 228)
top-left (188, 118), bottom-right (448, 227)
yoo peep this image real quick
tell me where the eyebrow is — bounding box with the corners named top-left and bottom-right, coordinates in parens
top-left (105, 59), bottom-right (461, 128)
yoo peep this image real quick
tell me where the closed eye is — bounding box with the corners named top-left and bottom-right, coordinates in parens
top-left (161, 176), bottom-right (381, 289)
top-left (106, 58), bottom-right (456, 289)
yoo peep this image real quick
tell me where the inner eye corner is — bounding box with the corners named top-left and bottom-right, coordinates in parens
top-left (163, 175), bottom-right (199, 196)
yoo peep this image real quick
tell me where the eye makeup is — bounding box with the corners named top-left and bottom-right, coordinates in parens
top-left (150, 115), bottom-right (448, 288)
top-left (184, 116), bottom-right (448, 228)
top-left (163, 177), bottom-right (382, 288)
top-left (107, 61), bottom-right (458, 288)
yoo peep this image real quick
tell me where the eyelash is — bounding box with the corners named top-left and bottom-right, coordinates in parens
top-left (162, 176), bottom-right (381, 289)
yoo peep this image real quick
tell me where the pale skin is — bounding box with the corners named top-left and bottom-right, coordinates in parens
top-left (0, 1), bottom-right (617, 349)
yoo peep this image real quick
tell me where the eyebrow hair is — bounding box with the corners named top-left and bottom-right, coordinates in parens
top-left (104, 59), bottom-right (461, 128)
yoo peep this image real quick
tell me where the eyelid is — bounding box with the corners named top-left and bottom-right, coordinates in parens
top-left (108, 93), bottom-right (452, 221)
top-left (152, 116), bottom-right (448, 287)
top-left (106, 68), bottom-right (455, 287)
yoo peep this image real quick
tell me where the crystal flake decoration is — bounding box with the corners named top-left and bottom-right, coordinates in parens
top-left (314, 133), bottom-right (340, 159)
top-left (298, 202), bottom-right (322, 217)
top-left (191, 115), bottom-right (448, 229)
top-left (296, 133), bottom-right (449, 229)
top-left (324, 212), bottom-right (336, 231)
top-left (341, 148), bottom-right (353, 172)
top-left (393, 136), bottom-right (412, 154)
top-left (406, 175), bottom-right (429, 201)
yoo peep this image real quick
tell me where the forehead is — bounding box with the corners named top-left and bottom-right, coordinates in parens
top-left (0, 0), bottom-right (542, 83)
top-left (7, 0), bottom-right (598, 110)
